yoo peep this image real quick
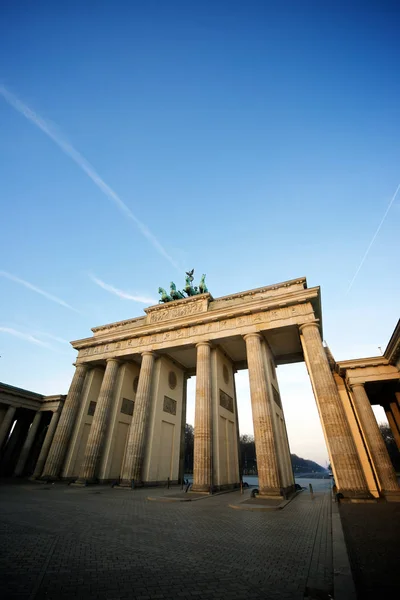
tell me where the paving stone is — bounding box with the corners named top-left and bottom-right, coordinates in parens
top-left (339, 501), bottom-right (400, 600)
top-left (0, 479), bottom-right (333, 600)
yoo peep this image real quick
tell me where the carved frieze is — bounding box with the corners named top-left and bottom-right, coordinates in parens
top-left (76, 300), bottom-right (315, 363)
top-left (163, 395), bottom-right (177, 416)
top-left (219, 390), bottom-right (234, 413)
top-left (146, 296), bottom-right (208, 324)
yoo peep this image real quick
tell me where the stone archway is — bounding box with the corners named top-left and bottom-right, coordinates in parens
top-left (38, 277), bottom-right (399, 500)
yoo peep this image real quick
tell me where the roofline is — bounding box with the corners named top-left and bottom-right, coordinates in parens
top-left (71, 277), bottom-right (311, 345)
top-left (384, 319), bottom-right (400, 365)
top-left (0, 381), bottom-right (44, 400)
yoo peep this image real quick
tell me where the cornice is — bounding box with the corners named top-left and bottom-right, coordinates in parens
top-left (384, 319), bottom-right (400, 365)
top-left (0, 381), bottom-right (44, 401)
top-left (71, 286), bottom-right (319, 350)
top-left (210, 278), bottom-right (307, 303)
top-left (88, 278), bottom-right (308, 336)
top-left (92, 315), bottom-right (146, 334)
top-left (336, 356), bottom-right (390, 377)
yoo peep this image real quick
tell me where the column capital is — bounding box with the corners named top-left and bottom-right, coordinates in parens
top-left (349, 382), bottom-right (365, 391)
top-left (299, 321), bottom-right (320, 334)
top-left (195, 341), bottom-right (212, 349)
top-left (243, 332), bottom-right (263, 342)
top-left (141, 350), bottom-right (155, 358)
top-left (106, 357), bottom-right (121, 365)
top-left (73, 362), bottom-right (89, 370)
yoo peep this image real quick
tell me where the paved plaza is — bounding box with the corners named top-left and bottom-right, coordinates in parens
top-left (0, 479), bottom-right (335, 600)
top-left (339, 501), bottom-right (400, 600)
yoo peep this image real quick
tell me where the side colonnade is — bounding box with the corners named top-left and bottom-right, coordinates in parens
top-left (0, 383), bottom-right (64, 479)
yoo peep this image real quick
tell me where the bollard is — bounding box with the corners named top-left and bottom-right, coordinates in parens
top-left (240, 480), bottom-right (243, 495)
top-left (309, 483), bottom-right (314, 499)
top-left (131, 479), bottom-right (135, 490)
top-left (167, 477), bottom-right (170, 489)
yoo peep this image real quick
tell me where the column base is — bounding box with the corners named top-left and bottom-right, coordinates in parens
top-left (212, 482), bottom-right (241, 492)
top-left (382, 490), bottom-right (400, 502)
top-left (118, 478), bottom-right (143, 488)
top-left (38, 475), bottom-right (59, 483)
top-left (258, 486), bottom-right (283, 498)
top-left (336, 488), bottom-right (374, 500)
top-left (73, 477), bottom-right (99, 486)
top-left (191, 484), bottom-right (211, 493)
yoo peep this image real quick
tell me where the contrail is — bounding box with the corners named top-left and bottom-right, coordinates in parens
top-left (0, 85), bottom-right (179, 270)
top-left (0, 326), bottom-right (51, 348)
top-left (89, 274), bottom-right (157, 304)
top-left (346, 183), bottom-right (400, 294)
top-left (34, 331), bottom-right (70, 344)
top-left (0, 270), bottom-right (79, 312)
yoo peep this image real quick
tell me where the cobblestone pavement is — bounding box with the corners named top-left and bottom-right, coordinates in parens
top-left (339, 501), bottom-right (400, 600)
top-left (0, 479), bottom-right (333, 600)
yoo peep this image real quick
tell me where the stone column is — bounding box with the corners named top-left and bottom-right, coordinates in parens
top-left (13, 412), bottom-right (43, 476)
top-left (385, 408), bottom-right (400, 452)
top-left (244, 333), bottom-right (281, 496)
top-left (0, 405), bottom-right (17, 451)
top-left (41, 363), bottom-right (89, 479)
top-left (390, 401), bottom-right (400, 430)
top-left (300, 322), bottom-right (368, 497)
top-left (31, 409), bottom-right (62, 479)
top-left (351, 384), bottom-right (399, 494)
top-left (120, 352), bottom-right (155, 485)
top-left (192, 342), bottom-right (212, 492)
top-left (77, 359), bottom-right (120, 483)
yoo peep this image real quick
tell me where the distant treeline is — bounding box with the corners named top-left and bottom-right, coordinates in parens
top-left (184, 426), bottom-right (326, 474)
top-left (238, 434), bottom-right (326, 474)
top-left (185, 423), bottom-right (400, 475)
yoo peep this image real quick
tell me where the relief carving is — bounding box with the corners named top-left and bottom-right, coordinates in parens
top-left (148, 298), bottom-right (206, 324)
top-left (163, 395), bottom-right (177, 416)
top-left (219, 389), bottom-right (234, 413)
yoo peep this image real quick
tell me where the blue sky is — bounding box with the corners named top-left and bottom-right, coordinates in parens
top-left (1, 1), bottom-right (399, 466)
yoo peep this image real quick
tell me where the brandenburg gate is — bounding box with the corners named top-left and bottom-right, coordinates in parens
top-left (37, 276), bottom-right (400, 500)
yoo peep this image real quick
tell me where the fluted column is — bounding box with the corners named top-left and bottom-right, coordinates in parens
top-left (42, 363), bottom-right (89, 479)
top-left (77, 359), bottom-right (120, 483)
top-left (192, 342), bottom-right (212, 492)
top-left (300, 322), bottom-right (368, 496)
top-left (0, 405), bottom-right (17, 451)
top-left (14, 412), bottom-right (43, 476)
top-left (385, 408), bottom-right (400, 452)
top-left (31, 409), bottom-right (62, 479)
top-left (120, 352), bottom-right (155, 485)
top-left (244, 333), bottom-right (281, 496)
top-left (351, 384), bottom-right (399, 494)
top-left (390, 401), bottom-right (400, 430)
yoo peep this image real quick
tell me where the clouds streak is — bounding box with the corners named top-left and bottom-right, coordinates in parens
top-left (0, 270), bottom-right (79, 312)
top-left (0, 85), bottom-right (179, 270)
top-left (89, 274), bottom-right (157, 304)
top-left (346, 183), bottom-right (400, 294)
top-left (0, 327), bottom-right (51, 348)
